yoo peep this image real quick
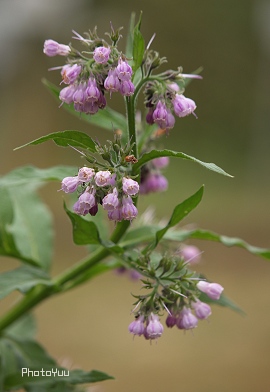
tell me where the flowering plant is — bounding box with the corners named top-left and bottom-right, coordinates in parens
top-left (0, 14), bottom-right (269, 391)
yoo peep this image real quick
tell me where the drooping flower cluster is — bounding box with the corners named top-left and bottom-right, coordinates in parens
top-left (144, 78), bottom-right (199, 133)
top-left (43, 28), bottom-right (135, 115)
top-left (128, 250), bottom-right (224, 340)
top-left (61, 166), bottom-right (139, 222)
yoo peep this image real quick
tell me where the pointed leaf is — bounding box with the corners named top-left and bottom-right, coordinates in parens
top-left (144, 186), bottom-right (204, 253)
top-left (199, 292), bottom-right (245, 315)
top-left (15, 130), bottom-right (96, 152)
top-left (4, 368), bottom-right (113, 390)
top-left (133, 149), bottom-right (233, 177)
top-left (132, 13), bottom-right (145, 74)
top-left (164, 228), bottom-right (270, 260)
top-left (125, 12), bottom-right (136, 59)
top-left (5, 314), bottom-right (36, 341)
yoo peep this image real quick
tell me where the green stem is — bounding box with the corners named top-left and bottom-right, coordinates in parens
top-left (125, 96), bottom-right (137, 159)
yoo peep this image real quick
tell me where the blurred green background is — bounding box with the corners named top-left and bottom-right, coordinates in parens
top-left (1, 0), bottom-right (270, 391)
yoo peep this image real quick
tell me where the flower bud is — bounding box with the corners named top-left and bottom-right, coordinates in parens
top-left (43, 39), bottom-right (70, 57)
top-left (172, 94), bottom-right (196, 118)
top-left (191, 300), bottom-right (212, 320)
top-left (152, 157), bottom-right (169, 169)
top-left (197, 281), bottom-right (224, 300)
top-left (128, 316), bottom-right (145, 336)
top-left (61, 64), bottom-right (81, 84)
top-left (102, 188), bottom-right (119, 211)
top-left (176, 307), bottom-right (198, 330)
top-left (116, 59), bottom-right (132, 81)
top-left (145, 313), bottom-right (164, 340)
top-left (181, 245), bottom-right (201, 265)
top-left (61, 176), bottom-right (80, 193)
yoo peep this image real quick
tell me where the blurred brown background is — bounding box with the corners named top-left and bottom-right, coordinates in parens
top-left (1, 0), bottom-right (270, 391)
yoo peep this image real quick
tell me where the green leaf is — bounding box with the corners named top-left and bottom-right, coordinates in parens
top-left (0, 165), bottom-right (77, 187)
top-left (42, 79), bottom-right (127, 136)
top-left (132, 12), bottom-right (145, 74)
top-left (4, 368), bottom-right (113, 390)
top-left (133, 149), bottom-right (233, 177)
top-left (0, 266), bottom-right (52, 300)
top-left (0, 181), bottom-right (53, 270)
top-left (64, 204), bottom-right (123, 253)
top-left (125, 12), bottom-right (136, 59)
top-left (164, 228), bottom-right (270, 260)
top-left (144, 186), bottom-right (204, 253)
top-left (5, 314), bottom-right (36, 341)
top-left (15, 130), bottom-right (96, 153)
top-left (199, 292), bottom-right (245, 315)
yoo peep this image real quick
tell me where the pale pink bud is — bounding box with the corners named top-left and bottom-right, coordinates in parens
top-left (116, 59), bottom-right (133, 81)
top-left (61, 176), bottom-right (80, 193)
top-left (172, 94), bottom-right (196, 118)
top-left (59, 85), bottom-right (76, 104)
top-left (74, 191), bottom-right (96, 216)
top-left (153, 101), bottom-right (169, 129)
top-left (145, 313), bottom-right (164, 340)
top-left (108, 206), bottom-right (123, 222)
top-left (121, 196), bottom-right (138, 221)
top-left (104, 69), bottom-right (120, 94)
top-left (119, 80), bottom-right (135, 96)
top-left (43, 39), bottom-right (70, 57)
top-left (197, 281), bottom-right (224, 300)
top-left (181, 245), bottom-right (201, 265)
top-left (61, 64), bottom-right (81, 84)
top-left (85, 78), bottom-right (100, 103)
top-left (191, 300), bottom-right (212, 320)
top-left (128, 316), bottom-right (145, 336)
top-left (176, 307), bottom-right (198, 330)
top-left (152, 157), bottom-right (169, 169)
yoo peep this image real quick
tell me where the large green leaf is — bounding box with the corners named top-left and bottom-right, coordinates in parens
top-left (4, 369), bottom-right (113, 390)
top-left (144, 186), bottom-right (204, 253)
top-left (133, 149), bottom-right (233, 177)
top-left (132, 13), bottom-right (145, 74)
top-left (15, 130), bottom-right (96, 153)
top-left (0, 266), bottom-right (52, 300)
top-left (42, 79), bottom-right (127, 135)
top-left (0, 165), bottom-right (77, 187)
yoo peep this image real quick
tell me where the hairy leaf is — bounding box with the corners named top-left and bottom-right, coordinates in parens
top-left (133, 149), bottom-right (233, 177)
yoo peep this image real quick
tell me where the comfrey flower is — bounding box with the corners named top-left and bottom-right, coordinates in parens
top-left (197, 281), bottom-right (224, 300)
top-left (140, 173), bottom-right (168, 194)
top-left (128, 316), bottom-right (145, 337)
top-left (61, 64), bottom-right (82, 84)
top-left (176, 307), bottom-right (198, 330)
top-left (191, 300), bottom-right (212, 320)
top-left (73, 189), bottom-right (96, 216)
top-left (172, 94), bottom-right (197, 118)
top-left (102, 188), bottom-right (119, 211)
top-left (121, 196), bottom-right (138, 221)
top-left (43, 39), bottom-right (70, 57)
top-left (144, 313), bottom-right (164, 340)
top-left (93, 46), bottom-right (111, 64)
top-left (61, 176), bottom-right (81, 193)
top-left (122, 177), bottom-right (139, 196)
top-left (94, 170), bottom-right (112, 187)
top-left (181, 245), bottom-right (202, 265)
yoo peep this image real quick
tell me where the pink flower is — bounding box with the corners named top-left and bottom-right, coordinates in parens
top-left (145, 313), bottom-right (164, 340)
top-left (152, 101), bottom-right (169, 129)
top-left (176, 307), bottom-right (198, 330)
top-left (121, 196), bottom-right (138, 221)
top-left (104, 69), bottom-right (120, 94)
top-left (61, 64), bottom-right (81, 84)
top-left (122, 177), bottom-right (139, 196)
top-left (93, 46), bottom-right (111, 64)
top-left (152, 157), bottom-right (169, 169)
top-left (43, 39), bottom-right (70, 57)
top-left (73, 190), bottom-right (96, 216)
top-left (61, 176), bottom-right (80, 193)
top-left (94, 171), bottom-right (112, 187)
top-left (85, 78), bottom-right (100, 103)
top-left (78, 167), bottom-right (95, 182)
top-left (172, 94), bottom-right (196, 118)
top-left (191, 300), bottom-right (212, 320)
top-left (102, 188), bottom-right (119, 211)
top-left (116, 59), bottom-right (132, 81)
top-left (181, 245), bottom-right (201, 265)
top-left (128, 316), bottom-right (145, 336)
top-left (197, 281), bottom-right (224, 300)
top-left (59, 85), bottom-right (76, 104)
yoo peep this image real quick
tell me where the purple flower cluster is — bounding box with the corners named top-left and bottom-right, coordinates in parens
top-left (145, 80), bottom-right (197, 133)
top-left (129, 279), bottom-right (224, 340)
top-left (128, 313), bottom-right (164, 340)
top-left (61, 167), bottom-right (139, 222)
top-left (43, 37), bottom-right (135, 115)
top-left (140, 156), bottom-right (169, 195)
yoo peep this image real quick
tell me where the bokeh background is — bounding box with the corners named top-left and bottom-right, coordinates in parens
top-left (1, 0), bottom-right (270, 391)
